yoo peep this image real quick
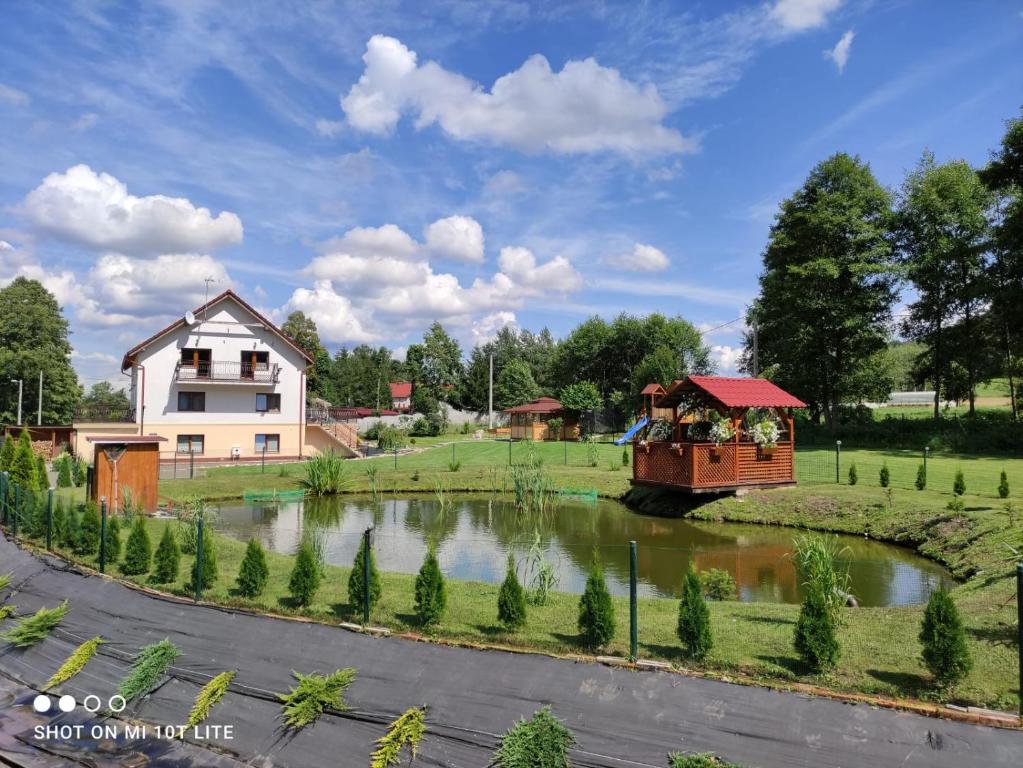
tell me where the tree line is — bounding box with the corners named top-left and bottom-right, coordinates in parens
top-left (747, 108), bottom-right (1023, 427)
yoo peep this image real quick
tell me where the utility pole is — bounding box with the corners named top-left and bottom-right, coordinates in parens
top-left (10, 379), bottom-right (22, 426)
top-left (37, 371), bottom-right (43, 425)
top-left (488, 352), bottom-right (494, 429)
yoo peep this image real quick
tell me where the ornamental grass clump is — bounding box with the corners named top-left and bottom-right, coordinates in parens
top-left (121, 516), bottom-right (152, 575)
top-left (300, 450), bottom-right (349, 496)
top-left (577, 553), bottom-right (614, 649)
top-left (919, 587), bottom-right (972, 689)
top-left (151, 525), bottom-right (181, 584)
top-left (1, 601), bottom-right (69, 648)
top-left (236, 539), bottom-right (270, 597)
top-left (791, 535), bottom-right (848, 672)
top-left (510, 448), bottom-right (559, 517)
top-left (43, 636), bottom-right (104, 690)
top-left (348, 535), bottom-right (382, 615)
top-left (187, 670), bottom-right (236, 727)
top-left (280, 668), bottom-right (357, 729)
top-left (117, 639), bottom-right (180, 705)
top-left (677, 569), bottom-right (712, 661)
top-left (492, 706), bottom-right (575, 768)
top-left (414, 548), bottom-right (447, 628)
top-left (288, 541), bottom-right (321, 607)
top-left (497, 553), bottom-right (527, 630)
top-left (370, 706), bottom-right (427, 768)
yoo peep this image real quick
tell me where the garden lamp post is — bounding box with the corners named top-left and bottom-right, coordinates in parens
top-left (835, 440), bottom-right (842, 484)
top-left (10, 379), bottom-right (22, 426)
top-left (923, 446), bottom-right (929, 484)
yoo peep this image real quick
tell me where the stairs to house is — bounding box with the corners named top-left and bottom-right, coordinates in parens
top-left (307, 418), bottom-right (361, 458)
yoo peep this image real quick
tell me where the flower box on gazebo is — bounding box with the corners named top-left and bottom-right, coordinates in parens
top-left (631, 375), bottom-right (806, 494)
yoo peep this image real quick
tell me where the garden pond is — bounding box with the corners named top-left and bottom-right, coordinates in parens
top-left (212, 494), bottom-right (954, 606)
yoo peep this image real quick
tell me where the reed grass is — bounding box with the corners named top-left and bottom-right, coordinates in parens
top-left (300, 451), bottom-right (350, 496)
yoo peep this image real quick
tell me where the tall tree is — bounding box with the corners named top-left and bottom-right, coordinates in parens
top-left (460, 326), bottom-right (557, 414)
top-left (746, 153), bottom-right (897, 428)
top-left (897, 153), bottom-right (993, 417)
top-left (0, 278), bottom-right (81, 424)
top-left (405, 323), bottom-right (463, 404)
top-left (281, 311), bottom-right (330, 399)
top-left (78, 382), bottom-right (131, 418)
top-left (493, 359), bottom-right (540, 410)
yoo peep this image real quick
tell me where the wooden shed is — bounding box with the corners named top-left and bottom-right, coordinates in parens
top-left (88, 435), bottom-right (166, 514)
top-left (632, 375), bottom-right (806, 494)
top-left (504, 397), bottom-right (579, 441)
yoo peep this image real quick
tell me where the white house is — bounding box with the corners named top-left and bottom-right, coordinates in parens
top-left (73, 290), bottom-right (359, 461)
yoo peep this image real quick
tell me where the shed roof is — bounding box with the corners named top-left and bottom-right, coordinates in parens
top-left (640, 383), bottom-right (666, 396)
top-left (504, 396), bottom-right (563, 414)
top-left (657, 376), bottom-right (806, 409)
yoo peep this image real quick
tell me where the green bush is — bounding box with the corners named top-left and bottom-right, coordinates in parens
top-left (348, 535), bottom-right (382, 615)
top-left (953, 469), bottom-right (966, 496)
top-left (288, 542), bottom-right (321, 607)
top-left (189, 534), bottom-right (218, 592)
top-left (281, 668), bottom-right (356, 730)
top-left (577, 553), bottom-right (615, 649)
top-left (622, 446), bottom-right (629, 467)
top-left (879, 462), bottom-right (890, 488)
top-left (236, 539), bottom-right (270, 597)
top-left (151, 526), bottom-right (181, 583)
top-left (919, 587), bottom-right (972, 688)
top-left (497, 554), bottom-right (527, 630)
top-left (491, 706), bottom-right (575, 768)
top-left (847, 462), bottom-right (857, 486)
top-left (51, 499), bottom-right (67, 545)
top-left (915, 462), bottom-right (926, 490)
top-left (56, 454), bottom-right (72, 488)
top-left (700, 568), bottom-right (736, 601)
top-left (998, 469), bottom-right (1009, 499)
top-left (10, 432), bottom-right (38, 491)
top-left (104, 515), bottom-right (121, 563)
top-left (414, 548), bottom-right (446, 628)
top-left (62, 505), bottom-right (80, 550)
top-left (77, 502), bottom-right (101, 555)
top-left (668, 753), bottom-right (741, 768)
top-left (35, 454), bottom-right (48, 491)
top-left (121, 516), bottom-right (152, 575)
top-left (377, 426), bottom-right (409, 451)
top-left (677, 569), bottom-right (713, 660)
top-left (72, 458), bottom-right (85, 487)
top-left (793, 586), bottom-right (840, 672)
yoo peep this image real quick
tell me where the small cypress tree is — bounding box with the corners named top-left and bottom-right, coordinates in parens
top-left (35, 454), bottom-right (49, 492)
top-left (414, 548), bottom-right (447, 627)
top-left (793, 586), bottom-right (839, 672)
top-left (952, 469), bottom-right (966, 497)
top-left (847, 462), bottom-right (857, 486)
top-left (122, 516), bottom-right (152, 575)
top-left (577, 553), bottom-right (615, 649)
top-left (998, 470), bottom-right (1009, 499)
top-left (0, 433), bottom-right (15, 471)
top-left (189, 534), bottom-right (218, 592)
top-left (919, 587), bottom-right (971, 688)
top-left (56, 455), bottom-right (72, 488)
top-left (288, 541), bottom-right (321, 607)
top-left (621, 446), bottom-right (629, 467)
top-left (237, 539), bottom-right (270, 598)
top-left (72, 458), bottom-right (84, 487)
top-left (879, 462), bottom-right (890, 488)
top-left (62, 504), bottom-right (80, 550)
top-left (151, 525), bottom-right (181, 583)
top-left (10, 431), bottom-right (38, 491)
top-left (676, 568), bottom-right (712, 661)
top-left (51, 499), bottom-right (67, 545)
top-left (497, 553), bottom-right (527, 630)
top-left (348, 535), bottom-right (382, 613)
top-left (915, 463), bottom-right (926, 490)
top-left (77, 502), bottom-right (101, 555)
top-left (104, 515), bottom-right (122, 563)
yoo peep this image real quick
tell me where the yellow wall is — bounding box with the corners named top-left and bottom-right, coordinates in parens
top-left (74, 423), bottom-right (304, 459)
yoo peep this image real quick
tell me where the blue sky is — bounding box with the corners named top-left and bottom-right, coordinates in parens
top-left (0, 0), bottom-right (1020, 389)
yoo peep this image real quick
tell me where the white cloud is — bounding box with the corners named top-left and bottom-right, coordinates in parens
top-left (770, 0), bottom-right (843, 32)
top-left (283, 280), bottom-right (376, 343)
top-left (471, 311), bottom-right (518, 346)
top-left (825, 30), bottom-right (855, 73)
top-left (603, 243), bottom-right (670, 272)
top-left (424, 215), bottom-right (485, 263)
top-left (710, 345), bottom-right (743, 374)
top-left (498, 246), bottom-right (582, 294)
top-left (306, 252), bottom-right (432, 293)
top-left (0, 83), bottom-right (29, 106)
top-left (341, 35), bottom-right (694, 156)
top-left (318, 223), bottom-right (419, 261)
top-left (71, 112), bottom-right (99, 131)
top-left (315, 118), bottom-right (346, 137)
top-left (86, 253), bottom-right (233, 318)
top-left (22, 165), bottom-right (243, 256)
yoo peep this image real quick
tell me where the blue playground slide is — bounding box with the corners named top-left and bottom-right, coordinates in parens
top-left (614, 416), bottom-right (649, 446)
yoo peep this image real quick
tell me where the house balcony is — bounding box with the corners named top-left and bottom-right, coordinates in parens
top-left (175, 361), bottom-right (280, 385)
top-left (73, 405), bottom-right (137, 424)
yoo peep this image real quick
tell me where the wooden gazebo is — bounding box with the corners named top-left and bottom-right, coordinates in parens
top-left (504, 397), bottom-right (579, 441)
top-left (632, 375), bottom-right (806, 494)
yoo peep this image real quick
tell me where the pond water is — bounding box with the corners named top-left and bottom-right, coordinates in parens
top-left (214, 494), bottom-right (954, 606)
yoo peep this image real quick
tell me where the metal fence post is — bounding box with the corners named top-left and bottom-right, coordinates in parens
top-left (86, 466), bottom-right (94, 502)
top-left (629, 540), bottom-right (638, 661)
top-left (393, 447), bottom-right (397, 470)
top-left (0, 471), bottom-right (7, 526)
top-left (12, 484), bottom-right (20, 538)
top-left (835, 440), bottom-right (841, 484)
top-left (189, 449), bottom-right (195, 479)
top-left (99, 498), bottom-right (107, 573)
top-left (923, 446), bottom-right (929, 485)
top-left (362, 527), bottom-right (372, 625)
top-left (262, 445), bottom-right (266, 474)
top-left (195, 517), bottom-right (204, 602)
top-left (1017, 562), bottom-right (1022, 724)
top-left (46, 488), bottom-right (53, 551)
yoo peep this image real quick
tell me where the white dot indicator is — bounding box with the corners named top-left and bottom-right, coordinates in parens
top-left (108, 695), bottom-right (126, 713)
top-left (32, 694), bottom-right (51, 713)
top-left (82, 695), bottom-right (101, 713)
top-left (58, 694), bottom-right (76, 712)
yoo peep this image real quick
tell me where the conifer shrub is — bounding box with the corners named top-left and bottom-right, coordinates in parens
top-left (56, 455), bottom-right (72, 488)
top-left (104, 515), bottom-right (121, 563)
top-left (491, 706), bottom-right (575, 768)
top-left (1, 601), bottom-right (69, 648)
top-left (998, 469), bottom-right (1009, 499)
top-left (793, 586), bottom-right (839, 672)
top-left (62, 505), bottom-right (80, 550)
top-left (72, 458), bottom-right (84, 487)
top-left (879, 462), bottom-right (890, 488)
top-left (280, 668), bottom-right (356, 729)
top-left (44, 636), bottom-right (104, 690)
top-left (187, 670), bottom-right (236, 727)
top-left (151, 525), bottom-right (181, 584)
top-left (370, 706), bottom-right (427, 768)
top-left (953, 469), bottom-right (966, 497)
top-left (117, 639), bottom-right (180, 705)
top-left (577, 553), bottom-right (615, 649)
top-left (847, 462), bottom-right (857, 486)
top-left (10, 432), bottom-right (38, 490)
top-left (668, 754), bottom-right (741, 768)
top-left (700, 568), bottom-right (736, 601)
top-left (76, 502), bottom-right (101, 555)
top-left (919, 587), bottom-right (972, 688)
top-left (915, 463), bottom-right (926, 490)
top-left (237, 539), bottom-right (270, 598)
top-left (677, 569), bottom-right (713, 661)
top-left (348, 535), bottom-right (381, 614)
top-left (288, 541), bottom-right (321, 607)
top-left (122, 516), bottom-right (152, 575)
top-left (189, 534), bottom-right (218, 592)
top-left (414, 548), bottom-right (447, 627)
top-left (0, 434), bottom-right (15, 472)
top-left (497, 553), bottom-right (527, 630)
top-left (622, 446), bottom-right (629, 467)
top-left (35, 454), bottom-right (48, 491)
top-left (51, 499), bottom-right (67, 545)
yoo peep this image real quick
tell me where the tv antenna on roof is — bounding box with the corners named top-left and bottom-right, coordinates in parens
top-left (202, 277), bottom-right (218, 323)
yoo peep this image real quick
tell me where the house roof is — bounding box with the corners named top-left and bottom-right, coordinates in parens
top-left (657, 375), bottom-right (807, 409)
top-left (120, 289), bottom-right (315, 371)
top-left (389, 381), bottom-right (412, 399)
top-left (504, 396), bottom-right (564, 414)
top-left (640, 383), bottom-right (666, 396)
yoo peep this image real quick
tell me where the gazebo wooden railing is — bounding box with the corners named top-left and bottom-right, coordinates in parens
top-left (631, 375), bottom-right (806, 495)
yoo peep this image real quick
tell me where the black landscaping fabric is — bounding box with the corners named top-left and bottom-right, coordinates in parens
top-left (1, 532), bottom-right (1021, 768)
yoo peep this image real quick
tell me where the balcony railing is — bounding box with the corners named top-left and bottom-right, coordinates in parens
top-left (73, 405), bottom-right (137, 423)
top-left (176, 361), bottom-right (280, 384)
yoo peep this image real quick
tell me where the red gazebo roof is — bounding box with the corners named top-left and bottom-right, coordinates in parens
top-left (658, 376), bottom-right (806, 409)
top-left (504, 396), bottom-right (564, 414)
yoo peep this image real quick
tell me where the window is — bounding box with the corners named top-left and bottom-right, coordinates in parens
top-left (255, 433), bottom-right (280, 453)
top-left (178, 391), bottom-right (206, 412)
top-left (176, 434), bottom-right (204, 454)
top-left (255, 393), bottom-right (281, 412)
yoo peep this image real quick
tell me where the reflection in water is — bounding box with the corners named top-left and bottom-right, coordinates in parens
top-left (215, 495), bottom-right (954, 606)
